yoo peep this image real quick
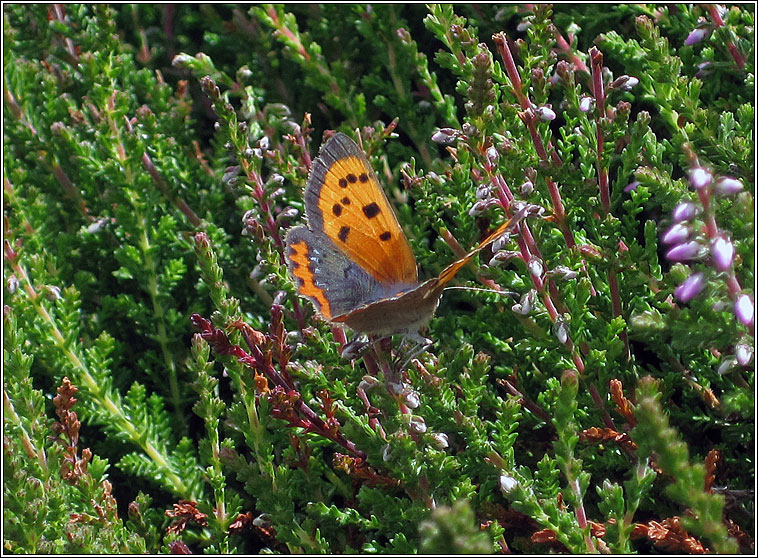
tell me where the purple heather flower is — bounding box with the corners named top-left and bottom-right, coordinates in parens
top-left (535, 106), bottom-right (556, 121)
top-left (408, 415), bottom-right (427, 435)
top-left (672, 202), bottom-right (698, 222)
top-left (475, 184), bottom-right (492, 200)
top-left (734, 294), bottom-right (754, 326)
top-left (527, 257), bottom-right (544, 279)
top-left (431, 432), bottom-right (449, 449)
top-left (666, 240), bottom-right (703, 262)
top-left (499, 475), bottom-right (519, 494)
top-left (717, 356), bottom-right (737, 375)
top-left (674, 272), bottom-right (706, 302)
top-left (404, 389), bottom-right (420, 409)
top-left (468, 198), bottom-right (498, 216)
top-left (661, 223), bottom-right (691, 245)
top-left (685, 27), bottom-right (709, 46)
top-left (689, 167), bottom-right (712, 189)
top-left (554, 318), bottom-right (569, 344)
top-left (612, 75), bottom-right (639, 91)
top-left (735, 343), bottom-right (753, 367)
top-left (714, 177), bottom-right (744, 195)
top-left (711, 236), bottom-right (734, 272)
top-left (431, 128), bottom-right (459, 144)
top-left (520, 180), bottom-right (534, 195)
top-left (579, 96), bottom-right (594, 113)
top-left (624, 181), bottom-right (640, 192)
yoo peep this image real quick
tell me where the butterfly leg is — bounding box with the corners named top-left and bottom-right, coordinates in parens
top-left (341, 335), bottom-right (371, 360)
top-left (394, 333), bottom-right (433, 372)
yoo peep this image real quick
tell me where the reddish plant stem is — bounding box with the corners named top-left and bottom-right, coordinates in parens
top-left (193, 314), bottom-right (365, 458)
top-left (141, 152), bottom-right (202, 228)
top-left (591, 47), bottom-right (630, 360)
top-left (683, 145), bottom-right (753, 335)
top-left (706, 4), bottom-right (746, 70)
top-left (553, 28), bottom-right (589, 74)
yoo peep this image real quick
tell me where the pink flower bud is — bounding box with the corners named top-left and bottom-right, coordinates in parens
top-left (527, 257), bottom-right (544, 279)
top-left (535, 106), bottom-right (556, 121)
top-left (674, 272), bottom-right (706, 302)
top-left (499, 475), bottom-right (518, 494)
top-left (672, 202), bottom-right (698, 222)
top-left (431, 128), bottom-right (460, 144)
top-left (624, 181), bottom-right (640, 192)
top-left (689, 167), bottom-right (712, 190)
top-left (711, 236), bottom-right (734, 272)
top-left (666, 241), bottom-right (703, 262)
top-left (734, 294), bottom-right (754, 326)
top-left (661, 223), bottom-right (690, 245)
top-left (714, 177), bottom-right (743, 195)
top-left (685, 27), bottom-right (709, 46)
top-left (735, 344), bottom-right (753, 367)
top-left (579, 96), bottom-right (594, 113)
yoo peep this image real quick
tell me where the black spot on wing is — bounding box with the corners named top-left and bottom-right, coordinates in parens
top-left (362, 202), bottom-right (380, 218)
top-left (338, 226), bottom-right (350, 243)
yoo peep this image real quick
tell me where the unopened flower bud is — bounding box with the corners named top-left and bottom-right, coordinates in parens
top-left (404, 389), bottom-right (420, 409)
top-left (475, 184), bottom-right (492, 200)
top-left (382, 444), bottom-right (392, 461)
top-left (499, 474), bottom-right (519, 494)
top-left (554, 318), bottom-right (569, 344)
top-left (520, 180), bottom-right (534, 195)
top-left (734, 294), bottom-right (754, 326)
top-left (672, 202), bottom-right (698, 222)
top-left (489, 250), bottom-right (520, 267)
top-left (611, 75), bottom-right (639, 91)
top-left (717, 356), bottom-right (737, 375)
top-left (512, 290), bottom-right (535, 315)
top-left (430, 432), bottom-right (449, 449)
top-left (711, 236), bottom-right (734, 272)
top-left (431, 128), bottom-right (460, 144)
top-left (579, 96), bottom-right (594, 113)
top-left (534, 105), bottom-right (556, 121)
top-left (408, 415), bottom-right (427, 434)
top-left (689, 167), bottom-right (712, 190)
top-left (674, 272), bottom-right (706, 302)
top-left (685, 27), bottom-right (709, 46)
top-left (547, 265), bottom-right (578, 280)
top-left (6, 274), bottom-right (18, 294)
top-left (277, 207), bottom-right (299, 221)
top-left (735, 343), bottom-right (753, 367)
top-left (714, 177), bottom-right (743, 195)
top-left (666, 241), bottom-right (703, 262)
top-left (662, 223), bottom-right (690, 245)
top-left (44, 285), bottom-right (62, 301)
top-left (468, 198), bottom-right (497, 216)
top-left (87, 217), bottom-right (109, 234)
top-left (527, 257), bottom-right (544, 279)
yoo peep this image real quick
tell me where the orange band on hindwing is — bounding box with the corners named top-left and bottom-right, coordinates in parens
top-left (287, 240), bottom-right (332, 319)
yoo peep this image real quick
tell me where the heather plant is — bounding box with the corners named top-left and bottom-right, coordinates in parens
top-left (3, 4), bottom-right (753, 554)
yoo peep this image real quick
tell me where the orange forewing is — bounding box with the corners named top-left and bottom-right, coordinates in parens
top-left (316, 152), bottom-right (417, 285)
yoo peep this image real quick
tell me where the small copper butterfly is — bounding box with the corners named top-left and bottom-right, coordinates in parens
top-left (285, 132), bottom-right (517, 342)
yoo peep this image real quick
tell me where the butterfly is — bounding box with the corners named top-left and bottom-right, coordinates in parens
top-left (285, 132), bottom-right (518, 344)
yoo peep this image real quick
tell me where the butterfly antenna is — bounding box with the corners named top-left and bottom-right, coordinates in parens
top-left (443, 285), bottom-right (518, 297)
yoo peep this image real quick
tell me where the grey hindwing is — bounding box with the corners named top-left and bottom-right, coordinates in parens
top-left (286, 225), bottom-right (387, 317)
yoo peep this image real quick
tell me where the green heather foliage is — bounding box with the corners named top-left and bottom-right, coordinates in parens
top-left (3, 4), bottom-right (753, 554)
